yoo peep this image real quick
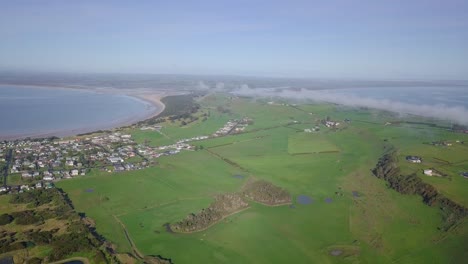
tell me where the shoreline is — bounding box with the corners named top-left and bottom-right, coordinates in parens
top-left (0, 84), bottom-right (169, 140)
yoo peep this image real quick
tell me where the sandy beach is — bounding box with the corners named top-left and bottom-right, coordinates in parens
top-left (124, 90), bottom-right (167, 119)
top-left (0, 85), bottom-right (170, 140)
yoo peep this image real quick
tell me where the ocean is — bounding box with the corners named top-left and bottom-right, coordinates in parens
top-left (0, 85), bottom-right (158, 139)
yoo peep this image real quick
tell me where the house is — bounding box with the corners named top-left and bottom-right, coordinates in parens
top-left (35, 182), bottom-right (43, 188)
top-left (406, 156), bottom-right (422, 163)
top-left (108, 157), bottom-right (123, 163)
top-left (0, 186), bottom-right (7, 193)
top-left (71, 169), bottom-right (79, 176)
top-left (423, 169), bottom-right (433, 176)
top-left (10, 166), bottom-right (19, 174)
top-left (114, 165), bottom-right (125, 172)
top-left (43, 175), bottom-right (55, 181)
top-left (22, 172), bottom-right (33, 178)
top-left (66, 160), bottom-right (74, 166)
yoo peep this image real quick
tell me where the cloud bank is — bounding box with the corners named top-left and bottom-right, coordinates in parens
top-left (231, 87), bottom-right (468, 125)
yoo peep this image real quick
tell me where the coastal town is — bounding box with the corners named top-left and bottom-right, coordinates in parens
top-left (0, 117), bottom-right (254, 195)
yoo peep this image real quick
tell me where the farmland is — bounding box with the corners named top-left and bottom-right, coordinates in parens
top-left (55, 94), bottom-right (468, 263)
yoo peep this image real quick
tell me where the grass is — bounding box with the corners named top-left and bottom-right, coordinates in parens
top-left (288, 132), bottom-right (340, 154)
top-left (57, 150), bottom-right (246, 253)
top-left (55, 95), bottom-right (468, 263)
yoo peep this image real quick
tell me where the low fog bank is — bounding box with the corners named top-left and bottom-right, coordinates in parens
top-left (231, 87), bottom-right (468, 125)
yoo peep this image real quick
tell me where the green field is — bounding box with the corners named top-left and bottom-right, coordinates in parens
top-left (57, 94), bottom-right (468, 263)
top-left (288, 133), bottom-right (340, 154)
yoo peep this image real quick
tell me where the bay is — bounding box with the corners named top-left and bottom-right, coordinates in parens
top-left (0, 85), bottom-right (158, 139)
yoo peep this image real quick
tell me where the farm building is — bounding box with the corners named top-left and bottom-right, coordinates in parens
top-left (423, 169), bottom-right (433, 176)
top-left (406, 156), bottom-right (422, 163)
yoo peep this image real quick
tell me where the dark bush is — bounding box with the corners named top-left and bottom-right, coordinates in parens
top-left (0, 214), bottom-right (14, 225)
top-left (11, 211), bottom-right (42, 225)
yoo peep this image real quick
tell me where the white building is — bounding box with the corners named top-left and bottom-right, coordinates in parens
top-left (423, 169), bottom-right (433, 176)
top-left (43, 176), bottom-right (55, 181)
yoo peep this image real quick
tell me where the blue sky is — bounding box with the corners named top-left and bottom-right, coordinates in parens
top-left (1, 0), bottom-right (467, 79)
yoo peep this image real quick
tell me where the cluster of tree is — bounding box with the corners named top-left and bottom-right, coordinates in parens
top-left (170, 193), bottom-right (249, 233)
top-left (159, 94), bottom-right (200, 118)
top-left (76, 129), bottom-right (111, 136)
top-left (12, 136), bottom-right (59, 143)
top-left (1, 188), bottom-right (114, 263)
top-left (0, 240), bottom-right (28, 254)
top-left (11, 210), bottom-right (43, 225)
top-left (48, 229), bottom-right (93, 261)
top-left (171, 180), bottom-right (292, 233)
top-left (25, 229), bottom-right (57, 245)
top-left (9, 188), bottom-right (61, 207)
top-left (0, 213), bottom-right (14, 225)
top-left (242, 179), bottom-right (292, 206)
top-left (139, 94), bottom-right (202, 127)
top-left (168, 112), bottom-right (200, 126)
top-left (140, 117), bottom-right (165, 126)
top-left (372, 151), bottom-right (468, 231)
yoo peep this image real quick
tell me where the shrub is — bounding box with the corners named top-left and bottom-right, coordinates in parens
top-left (0, 214), bottom-right (14, 225)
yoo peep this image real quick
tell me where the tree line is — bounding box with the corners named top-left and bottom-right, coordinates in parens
top-left (372, 150), bottom-right (468, 231)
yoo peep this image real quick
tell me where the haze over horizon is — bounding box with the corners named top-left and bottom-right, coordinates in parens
top-left (1, 0), bottom-right (467, 80)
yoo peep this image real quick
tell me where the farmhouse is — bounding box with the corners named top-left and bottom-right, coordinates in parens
top-left (423, 169), bottom-right (433, 176)
top-left (406, 156), bottom-right (422, 163)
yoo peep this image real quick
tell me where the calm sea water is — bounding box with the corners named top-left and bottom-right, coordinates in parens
top-left (0, 85), bottom-right (158, 139)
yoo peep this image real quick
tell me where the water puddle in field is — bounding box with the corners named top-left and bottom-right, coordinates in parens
top-left (232, 174), bottom-right (245, 179)
top-left (325, 198), bottom-right (333, 203)
top-left (330, 250), bottom-right (343, 256)
top-left (85, 189), bottom-right (94, 193)
top-left (297, 195), bottom-right (313, 204)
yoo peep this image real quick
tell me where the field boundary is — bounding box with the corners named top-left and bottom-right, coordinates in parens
top-left (113, 215), bottom-right (145, 260)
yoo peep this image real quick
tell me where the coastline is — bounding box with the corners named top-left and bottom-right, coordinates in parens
top-left (125, 91), bottom-right (166, 120)
top-left (0, 84), bottom-right (169, 140)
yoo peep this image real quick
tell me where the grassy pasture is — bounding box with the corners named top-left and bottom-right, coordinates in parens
top-left (56, 95), bottom-right (468, 263)
top-left (57, 150), bottom-right (246, 253)
top-left (288, 132), bottom-right (340, 154)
